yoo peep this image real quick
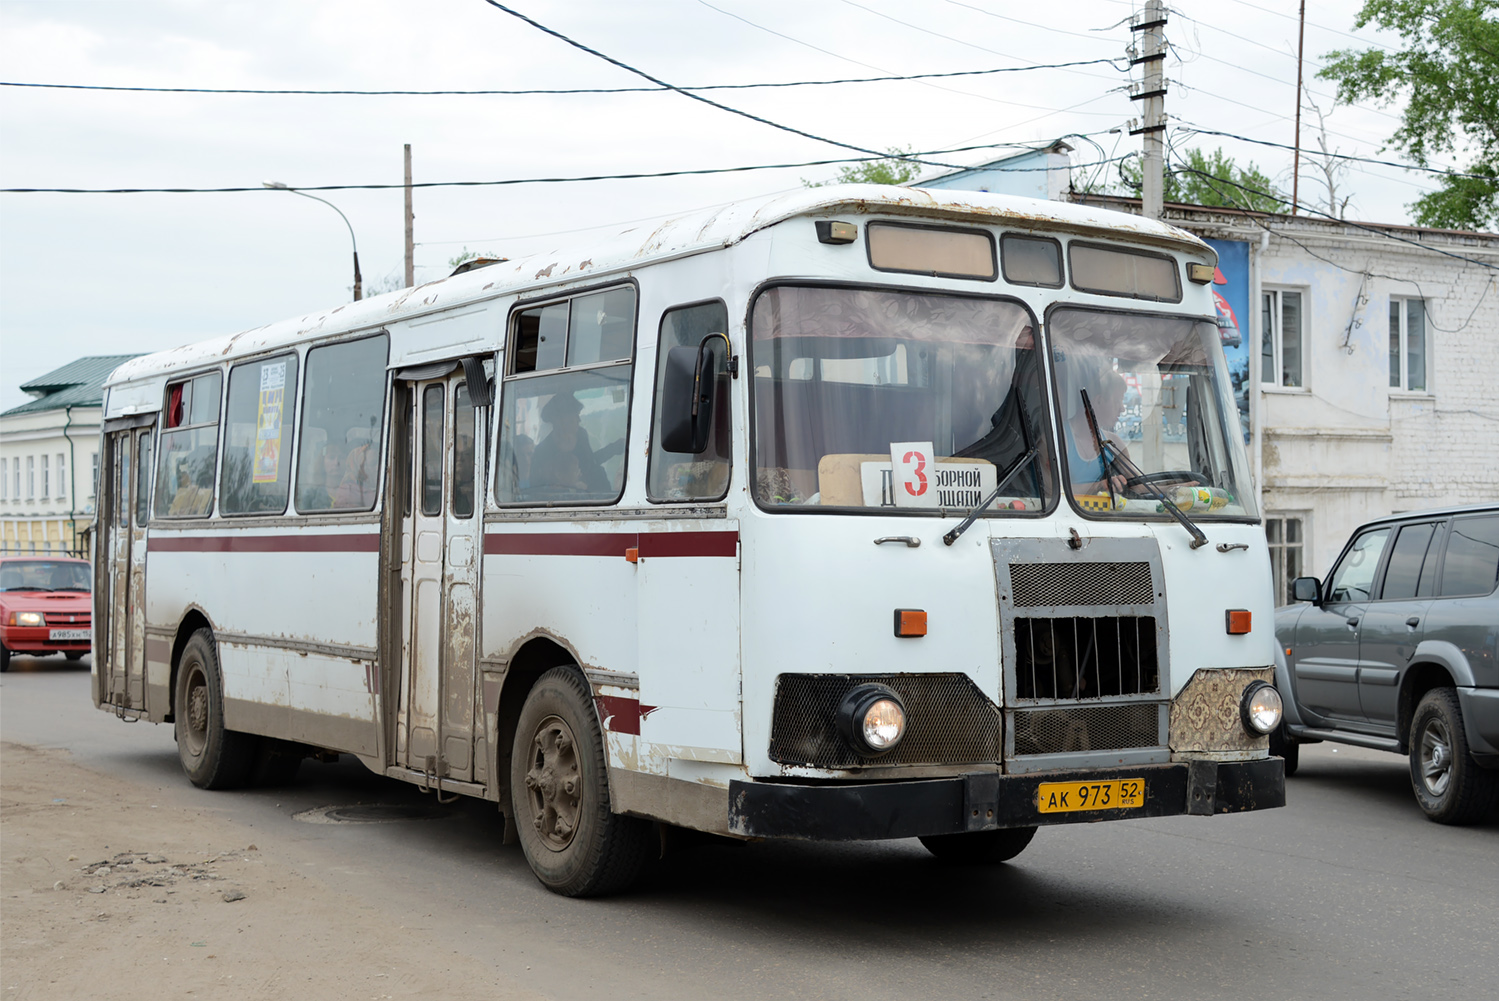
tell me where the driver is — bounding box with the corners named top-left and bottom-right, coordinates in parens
top-left (1063, 354), bottom-right (1132, 497)
top-left (530, 392), bottom-right (617, 494)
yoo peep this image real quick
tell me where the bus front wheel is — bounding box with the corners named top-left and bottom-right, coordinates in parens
top-left (174, 628), bottom-right (256, 790)
top-left (919, 826), bottom-right (1037, 864)
top-left (510, 666), bottom-right (652, 897)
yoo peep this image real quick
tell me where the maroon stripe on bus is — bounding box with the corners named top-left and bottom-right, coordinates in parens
top-left (148, 534), bottom-right (380, 553)
top-left (483, 530), bottom-right (737, 558)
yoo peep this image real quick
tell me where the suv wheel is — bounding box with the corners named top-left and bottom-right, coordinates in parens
top-left (1409, 687), bottom-right (1498, 825)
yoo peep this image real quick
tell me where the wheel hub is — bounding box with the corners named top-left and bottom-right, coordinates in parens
top-left (1419, 719), bottom-right (1453, 796)
top-left (182, 665), bottom-right (209, 756)
top-left (524, 714), bottom-right (581, 852)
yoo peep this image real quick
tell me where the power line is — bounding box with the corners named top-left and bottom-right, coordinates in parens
top-left (1168, 163), bottom-right (1498, 271)
top-left (1215, 0), bottom-right (1400, 53)
top-left (0, 146), bottom-right (1133, 195)
top-left (479, 1), bottom-right (960, 171)
top-left (1176, 126), bottom-right (1492, 181)
top-left (941, 0), bottom-right (1129, 46)
top-left (0, 60), bottom-right (1123, 97)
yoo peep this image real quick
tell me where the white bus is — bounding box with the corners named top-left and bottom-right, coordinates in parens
top-left (94, 185), bottom-right (1285, 896)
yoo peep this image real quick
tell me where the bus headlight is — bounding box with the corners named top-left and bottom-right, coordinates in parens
top-left (1240, 681), bottom-right (1283, 735)
top-left (837, 684), bottom-right (907, 756)
top-left (12, 612), bottom-right (43, 627)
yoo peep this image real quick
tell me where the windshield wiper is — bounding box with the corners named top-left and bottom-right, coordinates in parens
top-left (944, 446), bottom-right (1040, 547)
top-left (1080, 389), bottom-right (1209, 550)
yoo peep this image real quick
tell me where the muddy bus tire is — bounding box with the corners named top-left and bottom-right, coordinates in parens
top-left (174, 628), bottom-right (256, 790)
top-left (511, 666), bottom-right (653, 897)
top-left (919, 826), bottom-right (1037, 864)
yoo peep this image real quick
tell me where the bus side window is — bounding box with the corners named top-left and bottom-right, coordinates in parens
top-left (647, 300), bottom-right (731, 502)
top-left (134, 429), bottom-right (153, 527)
top-left (154, 371), bottom-right (222, 519)
top-left (497, 285), bottom-right (636, 506)
top-left (220, 353), bottom-right (298, 516)
top-left (295, 334), bottom-right (390, 514)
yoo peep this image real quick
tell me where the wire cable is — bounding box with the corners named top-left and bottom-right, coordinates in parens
top-left (479, 1), bottom-right (960, 170)
top-left (1175, 126), bottom-right (1493, 181)
top-left (0, 147), bottom-right (1134, 195)
top-left (0, 60), bottom-right (1124, 96)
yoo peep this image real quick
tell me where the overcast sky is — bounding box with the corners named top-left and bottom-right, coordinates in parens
top-left (0, 0), bottom-right (1443, 411)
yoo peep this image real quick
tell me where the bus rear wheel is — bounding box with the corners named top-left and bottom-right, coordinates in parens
top-left (919, 827), bottom-right (1037, 864)
top-left (174, 628), bottom-right (256, 790)
top-left (510, 667), bottom-right (652, 897)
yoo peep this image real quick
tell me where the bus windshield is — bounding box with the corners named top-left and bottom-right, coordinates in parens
top-left (1050, 307), bottom-right (1257, 520)
top-left (751, 285), bottom-right (1056, 513)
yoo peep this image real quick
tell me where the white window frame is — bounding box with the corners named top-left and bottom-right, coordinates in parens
top-left (1265, 513), bottom-right (1309, 607)
top-left (56, 453), bottom-right (66, 502)
top-left (90, 451), bottom-right (99, 499)
top-left (26, 456), bottom-right (35, 500)
top-left (1389, 296), bottom-right (1429, 393)
top-left (1261, 287), bottom-right (1306, 389)
top-left (0, 458), bottom-right (7, 501)
top-left (40, 455), bottom-right (50, 500)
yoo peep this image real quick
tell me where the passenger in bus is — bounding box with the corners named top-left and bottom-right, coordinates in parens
top-left (530, 392), bottom-right (617, 494)
top-left (167, 448), bottom-right (215, 517)
top-left (332, 439), bottom-right (375, 508)
top-left (299, 440), bottom-right (347, 510)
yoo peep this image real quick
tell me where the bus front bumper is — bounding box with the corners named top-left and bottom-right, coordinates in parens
top-left (727, 758), bottom-right (1284, 841)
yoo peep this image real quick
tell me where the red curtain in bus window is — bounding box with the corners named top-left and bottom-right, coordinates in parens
top-left (167, 383), bottom-right (185, 428)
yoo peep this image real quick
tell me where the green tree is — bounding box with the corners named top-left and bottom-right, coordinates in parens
top-left (1318, 0), bottom-right (1499, 230)
top-left (804, 147), bottom-right (922, 187)
top-left (1113, 148), bottom-right (1289, 212)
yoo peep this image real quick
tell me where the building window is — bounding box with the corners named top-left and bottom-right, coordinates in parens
top-left (26, 456), bottom-right (35, 500)
top-left (1266, 515), bottom-right (1306, 606)
top-left (1389, 297), bottom-right (1427, 392)
top-left (40, 455), bottom-right (49, 500)
top-left (90, 451), bottom-right (99, 499)
top-left (0, 458), bottom-right (6, 500)
top-left (1261, 289), bottom-right (1303, 388)
top-left (56, 454), bottom-right (65, 502)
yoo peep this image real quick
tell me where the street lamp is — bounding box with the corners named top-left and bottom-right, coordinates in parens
top-left (262, 180), bottom-right (363, 301)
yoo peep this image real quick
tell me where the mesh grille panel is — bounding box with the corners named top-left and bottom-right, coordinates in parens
top-left (769, 673), bottom-right (1001, 768)
top-left (1010, 562), bottom-right (1153, 607)
top-left (1013, 615), bottom-right (1159, 700)
top-left (1012, 702), bottom-right (1162, 756)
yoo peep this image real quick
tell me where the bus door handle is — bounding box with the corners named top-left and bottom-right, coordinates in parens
top-left (874, 536), bottom-right (922, 548)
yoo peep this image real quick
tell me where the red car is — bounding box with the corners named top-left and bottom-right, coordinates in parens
top-left (0, 556), bottom-right (93, 671)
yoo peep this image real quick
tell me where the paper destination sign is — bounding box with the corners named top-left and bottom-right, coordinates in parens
top-left (252, 361), bottom-right (287, 484)
top-left (859, 441), bottom-right (998, 508)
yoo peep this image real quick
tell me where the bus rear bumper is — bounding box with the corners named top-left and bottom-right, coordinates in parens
top-left (727, 758), bottom-right (1284, 841)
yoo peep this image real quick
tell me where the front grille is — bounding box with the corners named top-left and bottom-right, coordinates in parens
top-left (1010, 561), bottom-right (1153, 607)
top-left (769, 673), bottom-right (1001, 769)
top-left (45, 613), bottom-right (90, 625)
top-left (1013, 615), bottom-right (1159, 699)
top-left (1012, 703), bottom-right (1162, 756)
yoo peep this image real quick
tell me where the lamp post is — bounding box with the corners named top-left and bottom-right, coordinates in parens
top-left (262, 180), bottom-right (363, 301)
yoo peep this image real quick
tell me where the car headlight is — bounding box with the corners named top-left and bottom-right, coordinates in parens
top-left (1240, 681), bottom-right (1283, 735)
top-left (836, 683), bottom-right (907, 756)
top-left (13, 612), bottom-right (44, 627)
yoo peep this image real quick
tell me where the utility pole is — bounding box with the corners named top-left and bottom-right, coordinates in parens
top-left (1130, 0), bottom-right (1168, 220)
top-left (404, 143), bottom-right (415, 287)
top-left (1292, 1), bottom-right (1306, 215)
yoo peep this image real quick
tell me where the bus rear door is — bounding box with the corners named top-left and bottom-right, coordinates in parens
top-left (99, 423), bottom-right (152, 713)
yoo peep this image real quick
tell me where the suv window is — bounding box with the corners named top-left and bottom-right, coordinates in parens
top-left (1380, 522), bottom-right (1440, 600)
top-left (1440, 514), bottom-right (1499, 597)
top-left (1326, 527), bottom-right (1391, 603)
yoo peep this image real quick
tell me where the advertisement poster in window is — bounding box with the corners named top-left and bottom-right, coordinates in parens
top-left (1204, 238), bottom-right (1250, 442)
top-left (253, 361), bottom-right (286, 483)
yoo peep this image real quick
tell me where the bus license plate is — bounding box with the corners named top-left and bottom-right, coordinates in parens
top-left (49, 629), bottom-right (90, 642)
top-left (1037, 777), bottom-right (1144, 814)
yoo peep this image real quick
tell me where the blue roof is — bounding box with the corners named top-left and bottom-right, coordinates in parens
top-left (3, 355), bottom-right (142, 417)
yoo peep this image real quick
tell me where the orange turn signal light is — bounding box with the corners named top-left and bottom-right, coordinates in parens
top-left (1226, 609), bottom-right (1252, 635)
top-left (894, 609), bottom-right (927, 638)
top-left (624, 547), bottom-right (639, 563)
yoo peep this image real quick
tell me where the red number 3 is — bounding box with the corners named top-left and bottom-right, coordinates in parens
top-left (903, 451), bottom-right (928, 496)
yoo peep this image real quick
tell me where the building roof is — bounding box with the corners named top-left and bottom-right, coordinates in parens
top-left (4, 355), bottom-right (143, 417)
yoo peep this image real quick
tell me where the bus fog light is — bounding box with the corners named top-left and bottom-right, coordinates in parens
top-left (1240, 682), bottom-right (1282, 735)
top-left (837, 684), bottom-right (907, 755)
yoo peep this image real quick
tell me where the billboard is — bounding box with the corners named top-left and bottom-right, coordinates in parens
top-left (1205, 238), bottom-right (1251, 441)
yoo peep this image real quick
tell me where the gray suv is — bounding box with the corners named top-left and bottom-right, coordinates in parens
top-left (1273, 505), bottom-right (1499, 824)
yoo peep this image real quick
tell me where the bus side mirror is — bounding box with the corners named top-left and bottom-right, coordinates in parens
top-left (660, 345), bottom-right (715, 454)
top-left (1291, 577), bottom-right (1322, 604)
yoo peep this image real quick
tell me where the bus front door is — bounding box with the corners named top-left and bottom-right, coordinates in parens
top-left (396, 373), bottom-right (484, 786)
top-left (101, 425), bottom-right (151, 713)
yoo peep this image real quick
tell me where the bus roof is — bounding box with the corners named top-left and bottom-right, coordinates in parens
top-left (105, 184), bottom-right (1210, 391)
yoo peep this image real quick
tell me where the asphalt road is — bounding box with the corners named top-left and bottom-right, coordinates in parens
top-left (4, 653), bottom-right (1496, 1001)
